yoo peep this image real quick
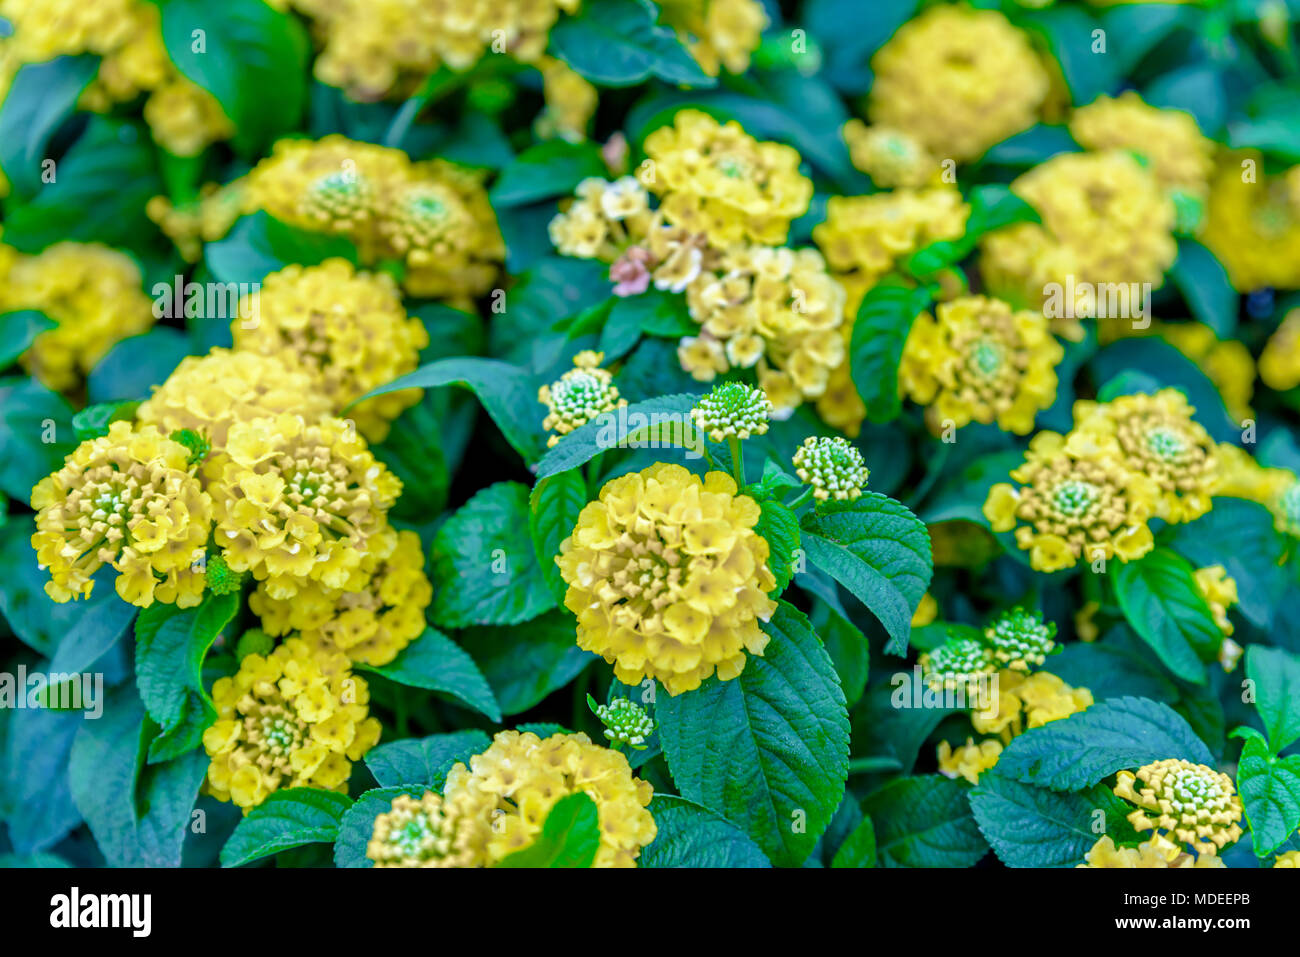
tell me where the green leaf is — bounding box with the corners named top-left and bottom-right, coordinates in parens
top-left (861, 775), bottom-right (987, 868)
top-left (220, 788), bottom-right (354, 868)
top-left (831, 816), bottom-right (877, 868)
top-left (799, 493), bottom-right (933, 656)
top-left (1112, 548), bottom-right (1220, 685)
top-left (811, 597), bottom-right (869, 707)
top-left (135, 591), bottom-right (240, 763)
top-left (1237, 736), bottom-right (1300, 858)
top-left (530, 471), bottom-right (588, 604)
top-left (967, 183), bottom-right (1042, 234)
top-left (971, 773), bottom-right (1136, 868)
top-left (206, 211), bottom-right (359, 285)
top-left (47, 587), bottom-right (138, 679)
top-left (334, 785), bottom-right (424, 868)
top-left (353, 357), bottom-right (545, 464)
top-left (87, 329), bottom-right (193, 404)
top-left (1, 705), bottom-right (82, 854)
top-left (1165, 497), bottom-right (1288, 629)
top-left (0, 118), bottom-right (162, 252)
top-left (639, 795), bottom-right (771, 868)
top-left (362, 627), bottom-right (502, 722)
top-left (1017, 5), bottom-right (1120, 107)
top-left (848, 282), bottom-right (932, 424)
top-left (0, 311), bottom-right (55, 369)
top-left (533, 393), bottom-right (703, 478)
top-left (372, 392), bottom-right (450, 521)
top-left (71, 400), bottom-right (142, 442)
top-left (994, 696), bottom-right (1215, 791)
top-left (1246, 646), bottom-right (1300, 754)
top-left (489, 140), bottom-right (607, 208)
top-left (460, 610), bottom-right (592, 716)
top-left (550, 0), bottom-right (716, 89)
top-left (755, 498), bottom-right (800, 597)
top-left (429, 482), bottom-right (557, 629)
top-left (656, 601), bottom-right (850, 867)
top-left (982, 124), bottom-right (1079, 167)
top-left (1170, 239), bottom-right (1237, 338)
top-left (496, 792), bottom-right (601, 868)
top-left (68, 686), bottom-right (207, 867)
top-left (1091, 339), bottom-right (1236, 442)
top-left (159, 0), bottom-right (310, 156)
top-left (0, 56), bottom-right (97, 199)
top-left (363, 730), bottom-right (492, 789)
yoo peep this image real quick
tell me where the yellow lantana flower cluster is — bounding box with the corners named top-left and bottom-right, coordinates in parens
top-left (0, 0), bottom-right (232, 156)
top-left (980, 150), bottom-right (1178, 339)
top-left (233, 259), bottom-right (429, 441)
top-left (1213, 442), bottom-right (1300, 538)
top-left (678, 245), bottom-right (846, 417)
top-left (274, 0), bottom-right (595, 140)
top-left (146, 178), bottom-right (247, 263)
top-left (1260, 307), bottom-right (1300, 393)
top-left (1194, 564), bottom-right (1239, 642)
top-left (899, 294), bottom-right (1063, 436)
top-left (657, 0), bottom-right (769, 77)
top-left (368, 730), bottom-right (657, 867)
top-left (643, 109), bottom-right (813, 248)
top-left (866, 4), bottom-right (1049, 164)
top-left (984, 429), bottom-right (1160, 573)
top-left (203, 637), bottom-right (381, 811)
top-left (0, 241), bottom-right (156, 392)
top-left (1068, 91), bottom-right (1215, 219)
top-left (1079, 836), bottom-right (1224, 869)
top-left (1202, 151), bottom-right (1300, 291)
top-left (31, 422), bottom-right (212, 608)
top-left (137, 348), bottom-right (332, 454)
top-left (212, 413), bottom-right (402, 600)
top-left (250, 527), bottom-right (431, 668)
top-left (538, 350), bottom-right (626, 447)
top-left (842, 120), bottom-right (941, 189)
top-left (244, 135), bottom-right (504, 300)
top-left (1069, 389), bottom-right (1220, 524)
top-left (556, 464), bottom-right (778, 695)
top-left (1114, 759), bottom-right (1244, 858)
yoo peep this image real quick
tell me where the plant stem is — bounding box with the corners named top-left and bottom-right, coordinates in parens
top-left (727, 436), bottom-right (745, 487)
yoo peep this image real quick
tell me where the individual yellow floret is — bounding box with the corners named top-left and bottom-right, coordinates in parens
top-left (556, 464), bottom-right (778, 695)
top-left (1260, 307), bottom-right (1300, 393)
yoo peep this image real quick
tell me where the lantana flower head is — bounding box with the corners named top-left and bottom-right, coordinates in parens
top-left (691, 381), bottom-right (772, 442)
top-left (642, 109), bottom-right (813, 247)
top-left (792, 436), bottom-right (870, 502)
top-left (538, 350), bottom-right (626, 448)
top-left (984, 607), bottom-right (1057, 672)
top-left (0, 242), bottom-right (156, 392)
top-left (1079, 836), bottom-right (1224, 869)
top-left (438, 730), bottom-right (657, 867)
top-left (1201, 151), bottom-right (1300, 291)
top-left (920, 636), bottom-right (996, 694)
top-left (983, 431), bottom-right (1159, 572)
top-left (250, 527), bottom-right (431, 667)
top-left (658, 0), bottom-right (768, 76)
top-left (843, 120), bottom-right (940, 189)
top-left (548, 177), bottom-right (654, 261)
top-left (233, 259), bottom-right (428, 441)
top-left (866, 5), bottom-right (1049, 163)
top-left (972, 669), bottom-right (1093, 742)
top-left (1114, 759), bottom-right (1244, 856)
top-left (556, 464), bottom-right (778, 695)
top-left (937, 737), bottom-right (1003, 785)
top-left (899, 295), bottom-right (1062, 435)
top-left (980, 150), bottom-right (1177, 339)
top-left (202, 637), bottom-right (381, 810)
top-left (212, 414), bottom-right (401, 599)
top-left (366, 790), bottom-right (487, 868)
top-left (592, 697), bottom-right (656, 749)
top-left (137, 347), bottom-right (332, 455)
top-left (31, 422), bottom-right (212, 608)
top-left (1068, 389), bottom-right (1219, 524)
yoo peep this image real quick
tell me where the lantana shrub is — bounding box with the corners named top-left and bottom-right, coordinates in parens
top-left (1, 0), bottom-right (1299, 873)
